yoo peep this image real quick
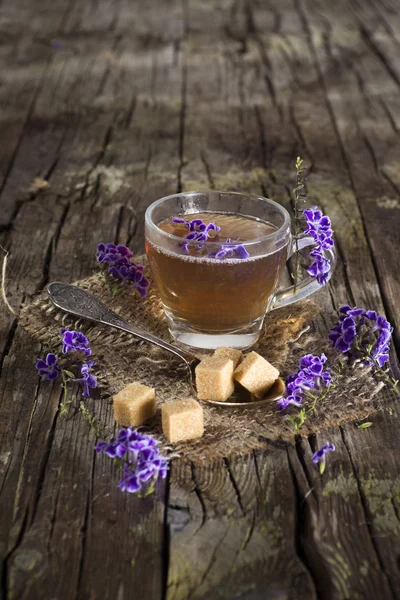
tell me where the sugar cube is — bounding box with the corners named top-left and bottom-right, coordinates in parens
top-left (162, 398), bottom-right (204, 443)
top-left (195, 356), bottom-right (234, 401)
top-left (233, 351), bottom-right (279, 398)
top-left (113, 382), bottom-right (156, 427)
top-left (213, 346), bottom-right (243, 369)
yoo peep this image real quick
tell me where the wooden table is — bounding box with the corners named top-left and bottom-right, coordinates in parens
top-left (1, 1), bottom-right (400, 598)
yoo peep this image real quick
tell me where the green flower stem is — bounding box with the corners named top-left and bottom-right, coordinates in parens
top-left (79, 402), bottom-right (107, 438)
top-left (369, 355), bottom-right (400, 396)
top-left (293, 157), bottom-right (307, 294)
top-left (60, 370), bottom-right (71, 416)
top-left (353, 340), bottom-right (399, 396)
top-left (306, 383), bottom-right (334, 415)
top-left (287, 379), bottom-right (336, 433)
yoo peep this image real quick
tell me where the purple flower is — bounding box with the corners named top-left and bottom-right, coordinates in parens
top-left (312, 443), bottom-right (335, 464)
top-left (302, 206), bottom-right (334, 286)
top-left (108, 263), bottom-right (150, 297)
top-left (97, 242), bottom-right (150, 298)
top-left (95, 428), bottom-right (168, 495)
top-left (171, 216), bottom-right (251, 260)
top-left (97, 243), bottom-right (133, 266)
top-left (306, 250), bottom-right (331, 285)
top-left (303, 207), bottom-right (334, 250)
top-left (171, 217), bottom-right (189, 226)
top-left (211, 242), bottom-right (250, 260)
top-left (60, 328), bottom-right (91, 357)
top-left (171, 216), bottom-right (221, 254)
top-left (79, 361), bottom-right (97, 397)
top-left (278, 353), bottom-right (332, 411)
top-left (329, 306), bottom-right (393, 368)
top-left (35, 353), bottom-right (60, 380)
top-left (118, 465), bottom-right (141, 493)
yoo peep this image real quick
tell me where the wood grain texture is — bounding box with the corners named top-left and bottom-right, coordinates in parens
top-left (0, 0), bottom-right (400, 599)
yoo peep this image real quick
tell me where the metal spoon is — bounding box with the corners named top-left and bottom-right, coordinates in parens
top-left (47, 282), bottom-right (285, 407)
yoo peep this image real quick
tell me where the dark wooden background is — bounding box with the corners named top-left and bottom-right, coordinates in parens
top-left (1, 0), bottom-right (400, 598)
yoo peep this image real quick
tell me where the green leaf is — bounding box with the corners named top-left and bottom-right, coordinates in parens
top-left (358, 422), bottom-right (373, 429)
top-left (63, 370), bottom-right (75, 379)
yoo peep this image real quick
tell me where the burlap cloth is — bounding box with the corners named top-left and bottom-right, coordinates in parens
top-left (19, 257), bottom-right (385, 462)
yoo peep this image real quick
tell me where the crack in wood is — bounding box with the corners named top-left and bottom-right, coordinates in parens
top-left (162, 470), bottom-right (171, 600)
top-left (0, 320), bottom-right (18, 379)
top-left (190, 462), bottom-right (207, 529)
top-left (340, 426), bottom-right (398, 599)
top-left (286, 445), bottom-right (319, 599)
top-left (222, 458), bottom-right (245, 514)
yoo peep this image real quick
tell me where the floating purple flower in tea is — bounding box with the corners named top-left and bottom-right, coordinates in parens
top-left (97, 242), bottom-right (150, 298)
top-left (211, 239), bottom-right (250, 260)
top-left (171, 216), bottom-right (251, 259)
top-left (95, 427), bottom-right (168, 495)
top-left (35, 353), bottom-right (61, 380)
top-left (172, 216), bottom-right (221, 253)
top-left (312, 443), bottom-right (335, 474)
top-left (61, 327), bottom-right (92, 356)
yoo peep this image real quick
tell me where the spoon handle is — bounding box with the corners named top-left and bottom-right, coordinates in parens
top-left (47, 282), bottom-right (197, 366)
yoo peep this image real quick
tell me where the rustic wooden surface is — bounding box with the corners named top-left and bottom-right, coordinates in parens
top-left (1, 0), bottom-right (400, 598)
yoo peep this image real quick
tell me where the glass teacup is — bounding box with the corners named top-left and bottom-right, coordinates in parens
top-left (145, 191), bottom-right (335, 350)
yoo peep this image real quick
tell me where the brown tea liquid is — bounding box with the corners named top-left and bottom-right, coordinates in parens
top-left (146, 212), bottom-right (287, 332)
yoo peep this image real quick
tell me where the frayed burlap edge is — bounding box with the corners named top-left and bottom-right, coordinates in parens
top-left (18, 257), bottom-right (387, 462)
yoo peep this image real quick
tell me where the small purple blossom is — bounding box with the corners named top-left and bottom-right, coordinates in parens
top-left (302, 206), bottom-right (334, 285)
top-left (303, 207), bottom-right (334, 251)
top-left (312, 443), bottom-right (335, 473)
top-left (118, 465), bottom-right (141, 493)
top-left (277, 353), bottom-right (332, 411)
top-left (306, 250), bottom-right (331, 285)
top-left (329, 306), bottom-right (393, 367)
top-left (95, 428), bottom-right (168, 495)
top-left (60, 328), bottom-right (91, 357)
top-left (312, 443), bottom-right (336, 463)
top-left (97, 242), bottom-right (150, 298)
top-left (171, 217), bottom-right (188, 225)
top-left (35, 353), bottom-right (60, 381)
top-left (97, 243), bottom-right (133, 266)
top-left (79, 361), bottom-right (98, 397)
top-left (171, 216), bottom-right (251, 260)
top-left (172, 216), bottom-right (221, 254)
top-left (212, 243), bottom-right (250, 260)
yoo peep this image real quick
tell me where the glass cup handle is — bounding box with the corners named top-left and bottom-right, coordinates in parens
top-left (270, 236), bottom-right (336, 310)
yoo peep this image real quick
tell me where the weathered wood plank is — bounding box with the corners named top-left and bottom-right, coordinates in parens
top-left (167, 451), bottom-right (316, 600)
top-left (0, 0), bottom-right (400, 599)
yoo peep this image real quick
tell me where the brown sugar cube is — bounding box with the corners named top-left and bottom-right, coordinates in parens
top-left (113, 382), bottom-right (156, 427)
top-left (234, 351), bottom-right (279, 399)
top-left (213, 346), bottom-right (243, 369)
top-left (195, 356), bottom-right (235, 401)
top-left (162, 398), bottom-right (204, 443)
